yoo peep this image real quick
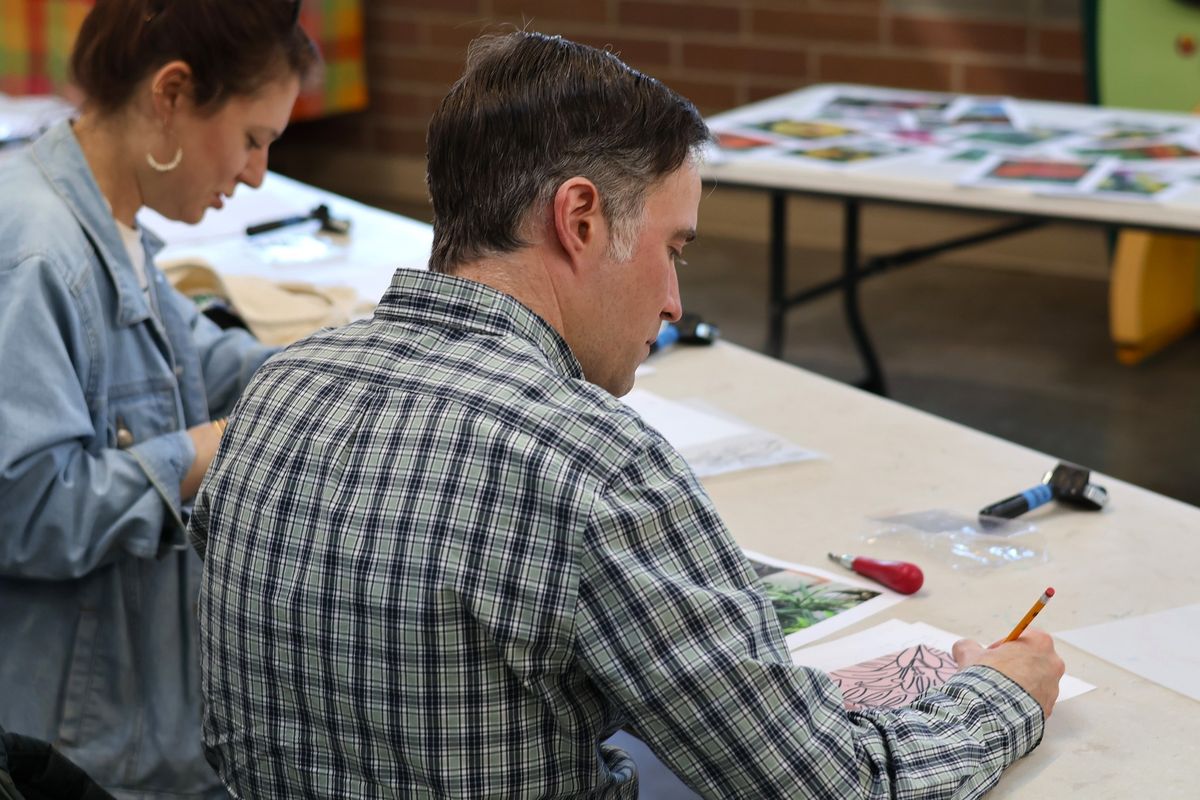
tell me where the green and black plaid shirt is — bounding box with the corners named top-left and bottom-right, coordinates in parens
top-left (190, 269), bottom-right (1043, 799)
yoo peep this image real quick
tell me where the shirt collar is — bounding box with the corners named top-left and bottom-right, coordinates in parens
top-left (376, 268), bottom-right (585, 381)
top-left (30, 120), bottom-right (163, 327)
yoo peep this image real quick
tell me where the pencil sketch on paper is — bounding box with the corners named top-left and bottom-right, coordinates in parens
top-left (827, 644), bottom-right (959, 711)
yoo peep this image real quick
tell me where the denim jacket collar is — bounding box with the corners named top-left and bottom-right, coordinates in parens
top-left (29, 120), bottom-right (165, 329)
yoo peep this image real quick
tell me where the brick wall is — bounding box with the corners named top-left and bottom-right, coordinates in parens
top-left (283, 0), bottom-right (1085, 160)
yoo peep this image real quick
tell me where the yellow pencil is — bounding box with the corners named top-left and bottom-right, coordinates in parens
top-left (1003, 587), bottom-right (1055, 643)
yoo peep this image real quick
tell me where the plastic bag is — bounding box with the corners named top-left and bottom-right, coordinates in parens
top-left (859, 509), bottom-right (1048, 571)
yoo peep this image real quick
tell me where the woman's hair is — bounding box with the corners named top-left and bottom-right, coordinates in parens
top-left (70, 0), bottom-right (318, 115)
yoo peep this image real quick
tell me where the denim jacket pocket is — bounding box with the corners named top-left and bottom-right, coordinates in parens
top-left (106, 376), bottom-right (181, 449)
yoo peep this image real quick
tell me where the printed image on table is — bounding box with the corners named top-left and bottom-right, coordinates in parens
top-left (786, 142), bottom-right (911, 166)
top-left (749, 559), bottom-right (879, 632)
top-left (1073, 142), bottom-right (1200, 161)
top-left (827, 644), bottom-right (959, 711)
top-left (1090, 167), bottom-right (1184, 201)
top-left (817, 92), bottom-right (952, 122)
top-left (956, 128), bottom-right (1069, 148)
top-left (751, 119), bottom-right (857, 141)
top-left (714, 131), bottom-right (775, 151)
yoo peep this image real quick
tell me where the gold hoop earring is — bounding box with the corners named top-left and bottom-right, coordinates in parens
top-left (146, 146), bottom-right (183, 172)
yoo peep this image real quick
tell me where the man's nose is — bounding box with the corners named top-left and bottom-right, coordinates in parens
top-left (661, 267), bottom-right (682, 323)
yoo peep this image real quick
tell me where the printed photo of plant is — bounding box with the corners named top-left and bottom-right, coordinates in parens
top-left (748, 558), bottom-right (881, 634)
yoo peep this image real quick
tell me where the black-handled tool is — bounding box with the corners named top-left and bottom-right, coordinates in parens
top-left (246, 203), bottom-right (351, 237)
top-left (979, 461), bottom-right (1108, 522)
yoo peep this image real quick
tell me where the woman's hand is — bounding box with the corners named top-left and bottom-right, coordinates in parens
top-left (181, 420), bottom-right (224, 500)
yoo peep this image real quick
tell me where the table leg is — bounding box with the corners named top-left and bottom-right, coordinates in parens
top-left (768, 190), bottom-right (787, 358)
top-left (842, 199), bottom-right (887, 395)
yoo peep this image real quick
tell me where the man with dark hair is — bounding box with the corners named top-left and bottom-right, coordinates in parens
top-left (190, 32), bottom-right (1063, 798)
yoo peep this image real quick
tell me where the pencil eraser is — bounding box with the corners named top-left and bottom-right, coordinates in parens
top-left (1044, 587), bottom-right (1055, 597)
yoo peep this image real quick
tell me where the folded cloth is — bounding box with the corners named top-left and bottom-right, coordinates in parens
top-left (163, 259), bottom-right (373, 346)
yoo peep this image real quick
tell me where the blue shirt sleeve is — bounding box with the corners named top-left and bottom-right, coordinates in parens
top-left (0, 255), bottom-right (194, 579)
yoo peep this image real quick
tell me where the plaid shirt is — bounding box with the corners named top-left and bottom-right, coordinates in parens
top-left (190, 269), bottom-right (1044, 799)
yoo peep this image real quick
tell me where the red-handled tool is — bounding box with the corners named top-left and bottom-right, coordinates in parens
top-left (828, 553), bottom-right (924, 595)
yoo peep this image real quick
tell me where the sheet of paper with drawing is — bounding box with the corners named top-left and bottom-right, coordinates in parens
top-left (741, 551), bottom-right (907, 649)
top-left (791, 619), bottom-right (1094, 710)
top-left (620, 389), bottom-right (820, 478)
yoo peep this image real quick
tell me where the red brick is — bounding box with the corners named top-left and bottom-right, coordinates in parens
top-left (1036, 27), bottom-right (1083, 62)
top-left (570, 33), bottom-right (673, 69)
top-left (377, 0), bottom-right (480, 12)
top-left (962, 64), bottom-right (1086, 102)
top-left (811, 0), bottom-right (882, 8)
top-left (682, 43), bottom-right (808, 78)
top-left (279, 114), bottom-right (372, 152)
top-left (495, 0), bottom-right (610, 24)
top-left (751, 9), bottom-right (879, 44)
top-left (660, 76), bottom-right (741, 112)
top-left (748, 80), bottom-right (810, 103)
top-left (369, 86), bottom-right (443, 118)
top-left (366, 52), bottom-right (466, 86)
top-left (620, 1), bottom-right (740, 33)
top-left (817, 53), bottom-right (953, 91)
top-left (372, 122), bottom-right (430, 156)
top-left (890, 16), bottom-right (1027, 55)
top-left (362, 16), bottom-right (420, 47)
top-left (427, 21), bottom-right (495, 50)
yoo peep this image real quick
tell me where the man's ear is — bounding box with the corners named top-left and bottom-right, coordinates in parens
top-left (552, 177), bottom-right (604, 271)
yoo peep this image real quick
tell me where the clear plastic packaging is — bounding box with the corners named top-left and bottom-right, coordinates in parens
top-left (859, 509), bottom-right (1048, 571)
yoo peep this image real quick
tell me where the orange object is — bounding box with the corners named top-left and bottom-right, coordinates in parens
top-left (1002, 587), bottom-right (1055, 643)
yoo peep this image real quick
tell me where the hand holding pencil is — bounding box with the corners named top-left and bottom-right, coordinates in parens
top-left (952, 587), bottom-right (1065, 719)
top-left (1002, 587), bottom-right (1055, 643)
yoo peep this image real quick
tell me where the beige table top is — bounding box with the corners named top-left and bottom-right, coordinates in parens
top-left (635, 341), bottom-right (1200, 797)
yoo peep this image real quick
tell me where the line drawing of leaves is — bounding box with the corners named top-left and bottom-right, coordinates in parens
top-left (828, 645), bottom-right (959, 711)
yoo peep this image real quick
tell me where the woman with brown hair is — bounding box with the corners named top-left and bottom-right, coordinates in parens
top-left (0, 2), bottom-right (317, 796)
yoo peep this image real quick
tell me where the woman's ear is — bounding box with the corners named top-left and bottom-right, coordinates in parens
top-left (149, 60), bottom-right (194, 117)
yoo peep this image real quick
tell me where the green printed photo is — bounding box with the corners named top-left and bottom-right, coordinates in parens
top-left (749, 559), bottom-right (881, 633)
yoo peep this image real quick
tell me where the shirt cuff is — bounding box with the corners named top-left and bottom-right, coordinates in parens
top-left (941, 664), bottom-right (1046, 760)
top-left (127, 430), bottom-right (195, 552)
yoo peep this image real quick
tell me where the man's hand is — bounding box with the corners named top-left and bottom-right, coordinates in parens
top-left (952, 629), bottom-right (1065, 719)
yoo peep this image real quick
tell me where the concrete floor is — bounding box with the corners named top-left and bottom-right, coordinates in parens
top-left (681, 234), bottom-right (1200, 508)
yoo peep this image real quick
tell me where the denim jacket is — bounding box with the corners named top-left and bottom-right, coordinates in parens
top-left (0, 121), bottom-right (273, 798)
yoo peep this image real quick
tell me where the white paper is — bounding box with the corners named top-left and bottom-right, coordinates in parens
top-left (792, 619), bottom-right (1094, 702)
top-left (744, 550), bottom-right (907, 649)
top-left (621, 389), bottom-right (821, 477)
top-left (1057, 603), bottom-right (1200, 702)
